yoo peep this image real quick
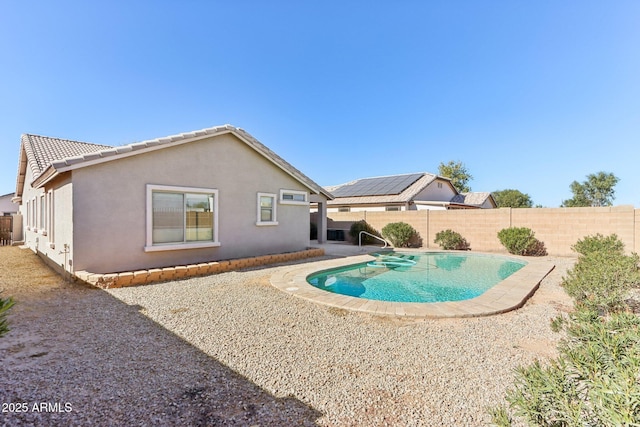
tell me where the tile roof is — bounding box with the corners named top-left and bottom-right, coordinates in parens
top-left (21, 134), bottom-right (112, 181)
top-left (16, 125), bottom-right (331, 200)
top-left (450, 192), bottom-right (494, 206)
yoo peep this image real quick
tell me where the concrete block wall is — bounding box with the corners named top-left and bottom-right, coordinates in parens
top-left (75, 248), bottom-right (325, 289)
top-left (325, 206), bottom-right (639, 256)
top-left (511, 206), bottom-right (636, 256)
top-left (428, 209), bottom-right (511, 252)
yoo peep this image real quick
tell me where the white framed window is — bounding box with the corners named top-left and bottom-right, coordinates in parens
top-left (31, 198), bottom-right (37, 231)
top-left (48, 190), bottom-right (55, 247)
top-left (40, 194), bottom-right (47, 235)
top-left (145, 184), bottom-right (220, 252)
top-left (338, 207), bottom-right (350, 212)
top-left (385, 206), bottom-right (401, 211)
top-left (256, 192), bottom-right (278, 226)
top-left (280, 189), bottom-right (308, 205)
top-left (25, 200), bottom-right (30, 229)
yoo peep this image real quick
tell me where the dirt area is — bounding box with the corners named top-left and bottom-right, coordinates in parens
top-left (0, 246), bottom-right (321, 426)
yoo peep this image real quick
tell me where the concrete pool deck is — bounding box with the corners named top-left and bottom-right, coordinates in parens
top-left (271, 246), bottom-right (556, 318)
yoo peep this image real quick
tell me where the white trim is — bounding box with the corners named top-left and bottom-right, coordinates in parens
top-left (256, 192), bottom-right (278, 226)
top-left (279, 189), bottom-right (308, 205)
top-left (39, 194), bottom-right (46, 233)
top-left (144, 241), bottom-right (221, 252)
top-left (47, 190), bottom-right (54, 245)
top-left (145, 184), bottom-right (220, 251)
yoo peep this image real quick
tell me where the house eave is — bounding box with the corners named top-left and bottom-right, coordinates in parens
top-left (33, 125), bottom-right (332, 200)
top-left (31, 165), bottom-right (59, 189)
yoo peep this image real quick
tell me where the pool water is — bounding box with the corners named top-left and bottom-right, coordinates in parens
top-left (307, 252), bottom-right (526, 303)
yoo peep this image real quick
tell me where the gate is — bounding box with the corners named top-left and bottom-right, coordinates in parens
top-left (0, 216), bottom-right (12, 246)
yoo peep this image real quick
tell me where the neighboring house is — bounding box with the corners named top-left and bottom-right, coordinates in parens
top-left (14, 125), bottom-right (332, 274)
top-left (324, 172), bottom-right (496, 212)
top-left (449, 192), bottom-right (497, 209)
top-left (0, 193), bottom-right (18, 215)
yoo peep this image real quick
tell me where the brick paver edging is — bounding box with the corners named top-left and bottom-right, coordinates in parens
top-left (74, 248), bottom-right (325, 289)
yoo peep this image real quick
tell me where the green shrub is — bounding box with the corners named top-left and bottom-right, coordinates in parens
top-left (562, 245), bottom-right (640, 314)
top-left (490, 233), bottom-right (640, 426)
top-left (381, 222), bottom-right (417, 248)
top-left (497, 227), bottom-right (546, 256)
top-left (433, 229), bottom-right (469, 250)
top-left (572, 233), bottom-right (625, 257)
top-left (0, 293), bottom-right (15, 338)
top-left (348, 220), bottom-right (381, 245)
top-left (491, 309), bottom-right (640, 426)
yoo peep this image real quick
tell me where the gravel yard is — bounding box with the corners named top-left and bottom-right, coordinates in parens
top-left (0, 245), bottom-right (575, 426)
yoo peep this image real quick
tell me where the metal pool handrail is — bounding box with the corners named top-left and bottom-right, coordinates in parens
top-left (359, 231), bottom-right (390, 249)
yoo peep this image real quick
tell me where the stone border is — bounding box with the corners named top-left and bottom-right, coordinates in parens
top-left (75, 248), bottom-right (325, 289)
top-left (270, 251), bottom-right (556, 318)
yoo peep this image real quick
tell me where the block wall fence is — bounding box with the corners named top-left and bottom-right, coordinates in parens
top-left (316, 205), bottom-right (639, 256)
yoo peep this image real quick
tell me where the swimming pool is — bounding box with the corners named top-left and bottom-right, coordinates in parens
top-left (307, 251), bottom-right (527, 303)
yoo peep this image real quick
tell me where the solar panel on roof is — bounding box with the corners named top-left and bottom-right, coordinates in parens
top-left (331, 173), bottom-right (424, 197)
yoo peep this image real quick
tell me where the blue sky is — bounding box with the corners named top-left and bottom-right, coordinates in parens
top-left (1, 1), bottom-right (638, 207)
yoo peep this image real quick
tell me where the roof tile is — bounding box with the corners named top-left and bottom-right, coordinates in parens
top-left (20, 134), bottom-right (112, 180)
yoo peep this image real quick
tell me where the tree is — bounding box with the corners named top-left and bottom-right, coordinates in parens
top-left (492, 189), bottom-right (533, 208)
top-left (561, 172), bottom-right (620, 207)
top-left (438, 160), bottom-right (472, 192)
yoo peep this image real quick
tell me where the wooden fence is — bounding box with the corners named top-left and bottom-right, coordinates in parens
top-left (0, 216), bottom-right (12, 246)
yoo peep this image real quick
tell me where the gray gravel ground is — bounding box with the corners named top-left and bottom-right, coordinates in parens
top-left (0, 247), bottom-right (575, 426)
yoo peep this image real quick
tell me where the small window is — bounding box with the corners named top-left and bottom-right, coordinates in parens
top-left (48, 191), bottom-right (55, 247)
top-left (385, 206), bottom-right (401, 211)
top-left (257, 193), bottom-right (278, 226)
top-left (437, 182), bottom-right (443, 188)
top-left (25, 200), bottom-right (30, 228)
top-left (280, 189), bottom-right (308, 205)
top-left (338, 207), bottom-right (350, 212)
top-left (40, 194), bottom-right (47, 235)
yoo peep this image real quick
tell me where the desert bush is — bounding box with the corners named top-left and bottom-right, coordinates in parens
top-left (0, 293), bottom-right (15, 338)
top-left (490, 308), bottom-right (640, 426)
top-left (562, 235), bottom-right (640, 314)
top-left (433, 229), bottom-right (469, 250)
top-left (381, 222), bottom-right (416, 248)
top-left (497, 227), bottom-right (546, 256)
top-left (572, 233), bottom-right (625, 257)
top-left (348, 220), bottom-right (382, 245)
top-left (489, 234), bottom-right (640, 426)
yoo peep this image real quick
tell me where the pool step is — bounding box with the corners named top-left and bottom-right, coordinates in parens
top-left (367, 255), bottom-right (417, 269)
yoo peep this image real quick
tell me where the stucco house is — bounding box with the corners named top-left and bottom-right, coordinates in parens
top-left (323, 172), bottom-right (496, 212)
top-left (14, 125), bottom-right (332, 275)
top-left (0, 192), bottom-right (18, 215)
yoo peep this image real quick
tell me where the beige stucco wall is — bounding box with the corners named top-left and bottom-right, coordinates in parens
top-left (324, 205), bottom-right (639, 256)
top-left (18, 166), bottom-right (44, 250)
top-left (71, 133), bottom-right (317, 273)
top-left (0, 193), bottom-right (18, 214)
top-left (18, 167), bottom-right (74, 273)
top-left (413, 179), bottom-right (457, 203)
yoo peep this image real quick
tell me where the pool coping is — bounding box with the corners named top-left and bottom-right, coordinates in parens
top-left (270, 250), bottom-right (556, 318)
